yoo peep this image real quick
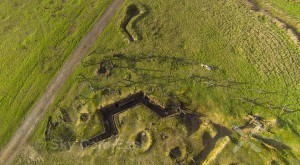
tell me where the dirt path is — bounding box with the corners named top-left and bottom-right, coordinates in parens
top-left (0, 0), bottom-right (124, 164)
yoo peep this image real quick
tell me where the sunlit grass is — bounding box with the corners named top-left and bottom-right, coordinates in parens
top-left (13, 0), bottom-right (300, 164)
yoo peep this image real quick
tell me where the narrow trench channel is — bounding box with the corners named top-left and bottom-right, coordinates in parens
top-left (82, 91), bottom-right (174, 148)
top-left (121, 5), bottom-right (140, 42)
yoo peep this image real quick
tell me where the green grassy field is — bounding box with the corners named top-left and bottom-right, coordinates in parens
top-left (269, 0), bottom-right (300, 20)
top-left (0, 0), bottom-right (112, 148)
top-left (10, 0), bottom-right (300, 164)
top-left (255, 0), bottom-right (300, 33)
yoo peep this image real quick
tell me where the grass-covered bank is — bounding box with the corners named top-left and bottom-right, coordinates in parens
top-left (0, 0), bottom-right (112, 148)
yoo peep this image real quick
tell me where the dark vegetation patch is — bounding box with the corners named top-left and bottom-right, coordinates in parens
top-left (43, 108), bottom-right (75, 150)
top-left (43, 116), bottom-right (75, 151)
top-left (169, 147), bottom-right (182, 160)
top-left (59, 107), bottom-right (72, 123)
top-left (271, 160), bottom-right (279, 165)
top-left (80, 113), bottom-right (89, 122)
top-left (46, 124), bottom-right (76, 151)
top-left (97, 60), bottom-right (114, 76)
top-left (97, 66), bottom-right (108, 75)
top-left (44, 117), bottom-right (58, 141)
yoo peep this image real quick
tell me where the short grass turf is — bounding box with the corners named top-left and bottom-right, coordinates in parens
top-left (13, 0), bottom-right (300, 164)
top-left (0, 0), bottom-right (112, 148)
top-left (255, 0), bottom-right (300, 33)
